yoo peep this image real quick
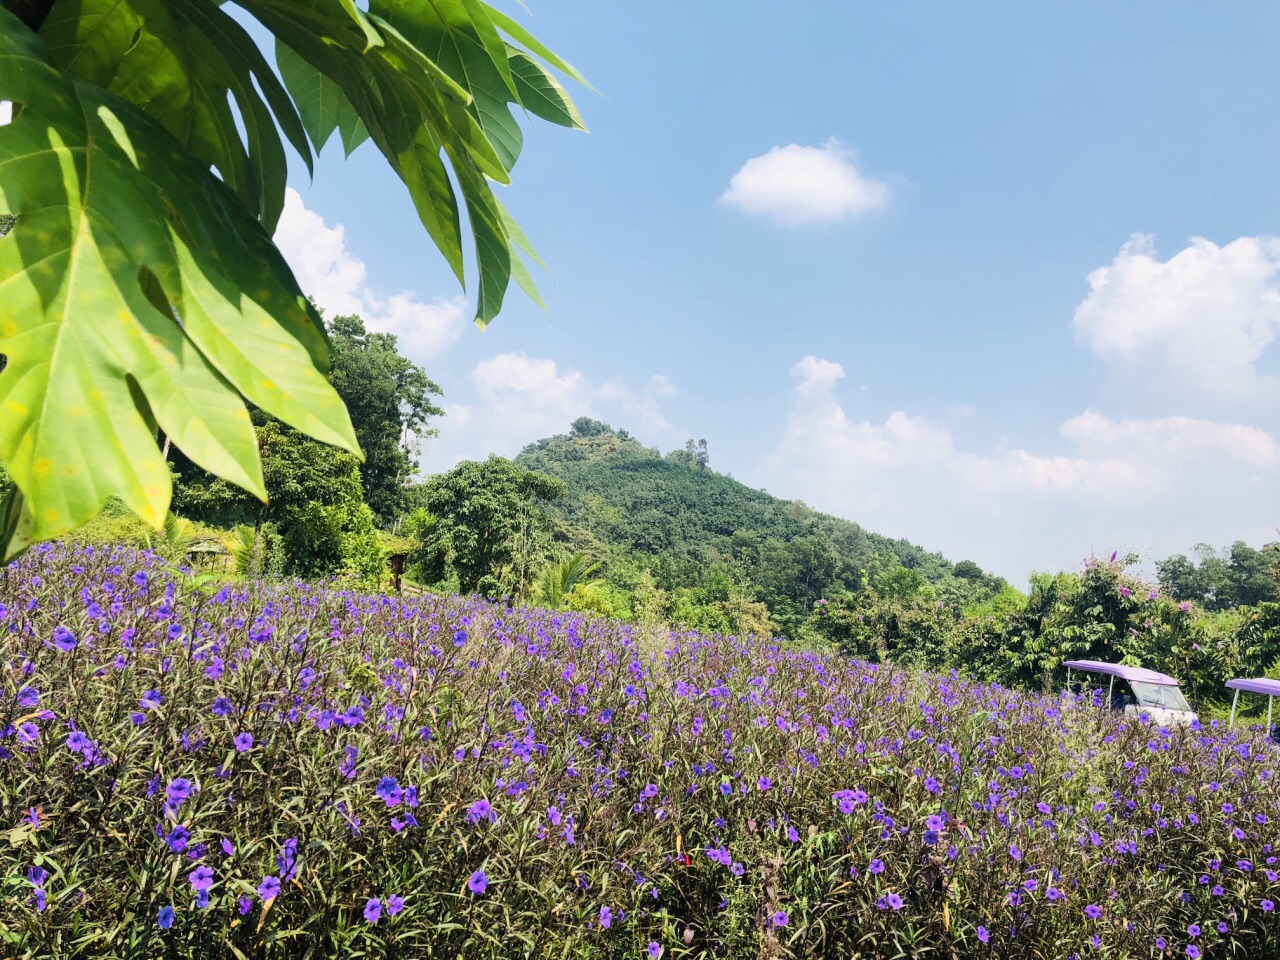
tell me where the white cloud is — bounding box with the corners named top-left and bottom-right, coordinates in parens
top-left (719, 140), bottom-right (889, 226)
top-left (274, 188), bottom-right (467, 362)
top-left (649, 373), bottom-right (677, 397)
top-left (1073, 234), bottom-right (1280, 396)
top-left (765, 356), bottom-right (1280, 581)
top-left (424, 353), bottom-right (678, 470)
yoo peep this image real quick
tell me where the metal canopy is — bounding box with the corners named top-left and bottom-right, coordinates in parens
top-left (1225, 678), bottom-right (1280, 697)
top-left (1063, 660), bottom-right (1179, 686)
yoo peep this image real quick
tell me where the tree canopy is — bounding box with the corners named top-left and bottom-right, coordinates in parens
top-left (0, 0), bottom-right (585, 560)
top-left (325, 314), bottom-right (444, 521)
top-left (407, 455), bottom-right (566, 597)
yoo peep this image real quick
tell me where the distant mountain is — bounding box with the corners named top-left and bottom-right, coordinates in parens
top-left (516, 419), bottom-right (1004, 631)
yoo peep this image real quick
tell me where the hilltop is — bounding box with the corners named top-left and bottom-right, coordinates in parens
top-left (514, 419), bottom-right (1006, 633)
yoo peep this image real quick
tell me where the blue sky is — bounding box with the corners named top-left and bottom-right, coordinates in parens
top-left (273, 1), bottom-right (1280, 583)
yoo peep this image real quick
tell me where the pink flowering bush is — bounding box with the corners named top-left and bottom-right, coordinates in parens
top-left (1, 546), bottom-right (1278, 958)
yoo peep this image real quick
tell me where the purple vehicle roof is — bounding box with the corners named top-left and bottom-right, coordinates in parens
top-left (1226, 678), bottom-right (1280, 697)
top-left (1063, 660), bottom-right (1180, 686)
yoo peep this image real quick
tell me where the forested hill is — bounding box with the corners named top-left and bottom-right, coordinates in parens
top-left (514, 419), bottom-right (1006, 632)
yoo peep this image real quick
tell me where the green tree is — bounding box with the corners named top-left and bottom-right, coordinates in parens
top-left (174, 416), bottom-right (362, 528)
top-left (174, 414), bottom-right (382, 581)
top-left (0, 1), bottom-right (585, 560)
top-left (408, 456), bottom-right (565, 597)
top-left (325, 314), bottom-right (443, 521)
top-left (1158, 541), bottom-right (1280, 611)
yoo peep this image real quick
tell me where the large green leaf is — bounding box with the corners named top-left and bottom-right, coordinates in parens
top-left (371, 0), bottom-right (523, 171)
top-left (0, 11), bottom-right (358, 557)
top-left (276, 39), bottom-right (369, 156)
top-left (508, 50), bottom-right (585, 130)
top-left (481, 2), bottom-right (589, 89)
top-left (38, 0), bottom-right (313, 231)
top-left (251, 0), bottom-right (587, 323)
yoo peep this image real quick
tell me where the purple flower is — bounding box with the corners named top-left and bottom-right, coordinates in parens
top-left (53, 626), bottom-right (77, 652)
top-left (647, 943), bottom-right (663, 958)
top-left (233, 732), bottom-right (253, 752)
top-left (211, 697), bottom-right (233, 717)
top-left (466, 798), bottom-right (492, 824)
top-left (67, 731), bottom-right (90, 753)
top-left (869, 858), bottom-right (885, 874)
top-left (189, 865), bottom-right (214, 892)
top-left (770, 910), bottom-right (789, 927)
top-left (221, 838), bottom-right (234, 856)
top-left (1085, 904), bottom-right (1102, 919)
top-left (364, 898), bottom-right (382, 923)
top-left (16, 686), bottom-right (38, 708)
top-left (467, 870), bottom-right (488, 895)
top-left (238, 897), bottom-right (252, 915)
top-left (885, 893), bottom-right (904, 910)
top-left (387, 894), bottom-right (405, 915)
top-left (158, 905), bottom-right (175, 929)
top-left (28, 865), bottom-right (48, 887)
top-left (599, 905), bottom-right (613, 929)
top-left (977, 926), bottom-right (989, 944)
top-left (166, 778), bottom-right (194, 806)
top-left (1262, 899), bottom-right (1275, 912)
top-left (369, 774), bottom-right (399, 804)
top-left (164, 825), bottom-right (190, 854)
top-left (258, 875), bottom-right (281, 901)
top-left (757, 776), bottom-right (772, 791)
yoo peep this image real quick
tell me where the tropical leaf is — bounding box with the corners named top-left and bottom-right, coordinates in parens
top-left (536, 552), bottom-right (602, 609)
top-left (38, 0), bottom-right (313, 230)
top-left (276, 39), bottom-right (369, 157)
top-left (0, 11), bottom-right (358, 559)
top-left (481, 2), bottom-right (590, 88)
top-left (221, 524), bottom-right (259, 576)
top-left (254, 0), bottom-right (585, 323)
top-left (507, 50), bottom-right (585, 130)
top-left (0, 0), bottom-right (586, 555)
top-left (147, 512), bottom-right (196, 561)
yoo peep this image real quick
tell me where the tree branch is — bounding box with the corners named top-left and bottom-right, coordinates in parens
top-left (3, 0), bottom-right (56, 32)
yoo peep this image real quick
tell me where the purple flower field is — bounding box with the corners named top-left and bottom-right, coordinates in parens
top-left (1, 546), bottom-right (1278, 958)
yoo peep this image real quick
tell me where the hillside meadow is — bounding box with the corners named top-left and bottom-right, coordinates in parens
top-left (2, 545), bottom-right (1278, 959)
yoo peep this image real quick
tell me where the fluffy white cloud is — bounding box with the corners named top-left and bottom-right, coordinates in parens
top-left (1073, 234), bottom-right (1280, 396)
top-left (424, 353), bottom-right (678, 470)
top-left (274, 188), bottom-right (467, 362)
top-left (765, 356), bottom-right (1280, 581)
top-left (719, 140), bottom-right (889, 226)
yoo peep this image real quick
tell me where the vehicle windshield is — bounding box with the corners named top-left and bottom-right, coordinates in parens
top-left (1128, 681), bottom-right (1192, 713)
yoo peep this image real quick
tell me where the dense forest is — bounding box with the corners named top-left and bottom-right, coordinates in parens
top-left (14, 313), bottom-right (1278, 714)
top-left (510, 419), bottom-right (1007, 634)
